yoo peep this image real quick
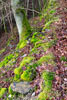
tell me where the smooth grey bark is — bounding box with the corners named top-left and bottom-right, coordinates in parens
top-left (11, 0), bottom-right (31, 41)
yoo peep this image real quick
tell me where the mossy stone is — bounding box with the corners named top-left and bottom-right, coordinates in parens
top-left (21, 69), bottom-right (36, 81)
top-left (14, 67), bottom-right (22, 75)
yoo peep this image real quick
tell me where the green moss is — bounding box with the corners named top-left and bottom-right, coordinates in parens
top-left (31, 39), bottom-right (57, 54)
top-left (30, 47), bottom-right (39, 54)
top-left (19, 56), bottom-right (35, 68)
top-left (6, 58), bottom-right (16, 67)
top-left (4, 52), bottom-right (19, 68)
top-left (14, 67), bottom-right (22, 75)
top-left (38, 71), bottom-right (54, 100)
top-left (50, 9), bottom-right (56, 14)
top-left (0, 48), bottom-right (5, 55)
top-left (30, 32), bottom-right (56, 54)
top-left (41, 0), bottom-right (58, 33)
top-left (0, 88), bottom-right (7, 98)
top-left (0, 51), bottom-right (19, 68)
top-left (60, 56), bottom-right (67, 62)
top-left (37, 40), bottom-right (56, 51)
top-left (42, 18), bottom-right (58, 31)
top-left (37, 53), bottom-right (55, 65)
top-left (16, 8), bottom-right (31, 41)
top-left (21, 63), bottom-right (37, 81)
top-left (13, 56), bottom-right (35, 81)
top-left (14, 63), bottom-right (37, 81)
top-left (22, 18), bottom-right (31, 40)
top-left (8, 86), bottom-right (14, 95)
top-left (38, 91), bottom-right (48, 100)
top-left (21, 68), bottom-right (36, 81)
top-left (14, 74), bottom-right (20, 81)
top-left (31, 37), bottom-right (40, 44)
top-left (0, 54), bottom-right (14, 68)
top-left (42, 71), bottom-right (54, 82)
top-left (31, 32), bottom-right (41, 44)
top-left (28, 63), bottom-right (38, 69)
top-left (42, 20), bottom-right (54, 31)
top-left (16, 40), bottom-right (27, 49)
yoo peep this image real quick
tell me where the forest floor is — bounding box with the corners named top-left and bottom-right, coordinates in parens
top-left (0, 0), bottom-right (67, 100)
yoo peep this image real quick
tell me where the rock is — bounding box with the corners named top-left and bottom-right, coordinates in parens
top-left (11, 91), bottom-right (37, 100)
top-left (14, 94), bottom-right (37, 100)
top-left (20, 93), bottom-right (37, 100)
top-left (10, 82), bottom-right (33, 95)
top-left (21, 54), bottom-right (27, 58)
top-left (32, 92), bottom-right (35, 97)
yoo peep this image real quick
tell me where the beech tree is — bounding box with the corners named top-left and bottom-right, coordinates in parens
top-left (11, 0), bottom-right (31, 42)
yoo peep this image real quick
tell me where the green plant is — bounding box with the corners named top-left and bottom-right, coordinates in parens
top-left (14, 67), bottom-right (22, 75)
top-left (14, 74), bottom-right (21, 81)
top-left (21, 68), bottom-right (36, 81)
top-left (0, 88), bottom-right (7, 98)
top-left (60, 56), bottom-right (67, 62)
top-left (8, 86), bottom-right (14, 95)
top-left (21, 63), bottom-right (37, 81)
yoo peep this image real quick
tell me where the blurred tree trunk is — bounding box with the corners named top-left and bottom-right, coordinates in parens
top-left (11, 0), bottom-right (31, 42)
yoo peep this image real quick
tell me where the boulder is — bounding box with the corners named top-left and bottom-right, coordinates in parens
top-left (10, 82), bottom-right (33, 95)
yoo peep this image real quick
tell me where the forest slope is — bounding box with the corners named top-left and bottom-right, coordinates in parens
top-left (0, 0), bottom-right (67, 100)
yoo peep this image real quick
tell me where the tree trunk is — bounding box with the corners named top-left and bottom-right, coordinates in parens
top-left (11, 0), bottom-right (31, 42)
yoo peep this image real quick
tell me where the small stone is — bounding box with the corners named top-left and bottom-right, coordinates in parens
top-left (8, 94), bottom-right (12, 98)
top-left (64, 78), bottom-right (67, 82)
top-left (32, 92), bottom-right (35, 97)
top-left (10, 82), bottom-right (33, 95)
top-left (22, 54), bottom-right (27, 58)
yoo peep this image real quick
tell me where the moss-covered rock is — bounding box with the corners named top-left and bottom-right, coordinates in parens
top-left (13, 56), bottom-right (35, 81)
top-left (21, 64), bottom-right (37, 81)
top-left (14, 67), bottom-right (22, 75)
top-left (21, 68), bottom-right (36, 81)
